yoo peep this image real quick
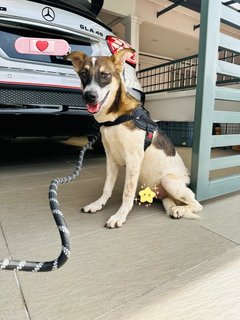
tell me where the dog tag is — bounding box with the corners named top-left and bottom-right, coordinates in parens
top-left (15, 37), bottom-right (70, 55)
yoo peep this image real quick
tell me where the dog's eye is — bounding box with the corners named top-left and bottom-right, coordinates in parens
top-left (100, 72), bottom-right (110, 80)
top-left (80, 70), bottom-right (88, 78)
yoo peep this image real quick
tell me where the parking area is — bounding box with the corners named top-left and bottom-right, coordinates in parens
top-left (1, 138), bottom-right (240, 320)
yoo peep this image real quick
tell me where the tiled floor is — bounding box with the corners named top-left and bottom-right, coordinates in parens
top-left (1, 138), bottom-right (240, 320)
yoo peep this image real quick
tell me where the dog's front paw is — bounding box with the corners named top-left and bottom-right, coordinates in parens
top-left (81, 201), bottom-right (105, 214)
top-left (105, 213), bottom-right (126, 229)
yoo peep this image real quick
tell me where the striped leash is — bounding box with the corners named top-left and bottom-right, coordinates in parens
top-left (0, 134), bottom-right (99, 272)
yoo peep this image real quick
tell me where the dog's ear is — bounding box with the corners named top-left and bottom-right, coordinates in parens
top-left (112, 48), bottom-right (135, 73)
top-left (64, 51), bottom-right (87, 73)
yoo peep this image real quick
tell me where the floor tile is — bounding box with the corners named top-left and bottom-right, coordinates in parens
top-left (197, 191), bottom-right (240, 244)
top-left (0, 229), bottom-right (27, 320)
top-left (101, 246), bottom-right (240, 320)
top-left (17, 216), bottom-right (235, 320)
top-left (1, 139), bottom-right (240, 320)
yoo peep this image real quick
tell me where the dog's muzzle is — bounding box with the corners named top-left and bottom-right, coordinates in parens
top-left (83, 91), bottom-right (98, 104)
top-left (84, 90), bottom-right (110, 114)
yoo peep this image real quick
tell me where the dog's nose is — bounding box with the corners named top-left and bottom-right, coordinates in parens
top-left (83, 91), bottom-right (98, 103)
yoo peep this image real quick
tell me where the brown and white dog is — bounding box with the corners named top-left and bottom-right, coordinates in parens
top-left (66, 48), bottom-right (202, 228)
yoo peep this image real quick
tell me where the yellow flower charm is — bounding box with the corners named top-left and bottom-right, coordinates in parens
top-left (138, 187), bottom-right (156, 204)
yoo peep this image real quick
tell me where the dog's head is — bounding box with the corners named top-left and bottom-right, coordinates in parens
top-left (65, 48), bottom-right (134, 115)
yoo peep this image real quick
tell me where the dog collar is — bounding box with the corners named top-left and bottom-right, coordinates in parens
top-left (99, 106), bottom-right (158, 150)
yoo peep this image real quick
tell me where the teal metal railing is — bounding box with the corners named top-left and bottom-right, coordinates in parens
top-left (191, 0), bottom-right (240, 201)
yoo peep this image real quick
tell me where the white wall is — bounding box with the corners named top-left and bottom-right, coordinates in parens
top-left (139, 53), bottom-right (172, 70)
top-left (145, 90), bottom-right (196, 121)
top-left (145, 85), bottom-right (240, 122)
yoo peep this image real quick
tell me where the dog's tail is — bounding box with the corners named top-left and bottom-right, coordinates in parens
top-left (181, 202), bottom-right (203, 219)
top-left (183, 212), bottom-right (202, 219)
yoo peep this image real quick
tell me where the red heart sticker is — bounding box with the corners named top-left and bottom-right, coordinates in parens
top-left (36, 40), bottom-right (49, 52)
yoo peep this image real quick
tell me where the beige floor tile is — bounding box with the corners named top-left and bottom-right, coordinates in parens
top-left (0, 182), bottom-right (162, 257)
top-left (0, 230), bottom-right (27, 320)
top-left (0, 160), bottom-right (74, 179)
top-left (0, 163), bottom-right (137, 256)
top-left (101, 246), bottom-right (240, 320)
top-left (1, 139), bottom-right (240, 320)
top-left (16, 217), bottom-right (235, 320)
top-left (0, 167), bottom-right (98, 193)
top-left (196, 191), bottom-right (240, 244)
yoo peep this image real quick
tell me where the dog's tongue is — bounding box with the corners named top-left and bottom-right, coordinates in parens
top-left (86, 103), bottom-right (101, 114)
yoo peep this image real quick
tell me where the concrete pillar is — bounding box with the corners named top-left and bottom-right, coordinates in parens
top-left (122, 15), bottom-right (143, 70)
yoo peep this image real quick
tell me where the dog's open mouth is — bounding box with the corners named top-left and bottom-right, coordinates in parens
top-left (86, 91), bottom-right (109, 114)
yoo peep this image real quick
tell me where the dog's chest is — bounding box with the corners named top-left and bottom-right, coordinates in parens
top-left (101, 125), bottom-right (145, 166)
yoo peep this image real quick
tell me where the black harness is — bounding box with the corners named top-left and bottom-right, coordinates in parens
top-left (99, 106), bottom-right (158, 150)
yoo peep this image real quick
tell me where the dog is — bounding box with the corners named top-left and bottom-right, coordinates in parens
top-left (66, 48), bottom-right (202, 228)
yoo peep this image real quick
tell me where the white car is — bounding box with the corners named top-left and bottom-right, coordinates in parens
top-left (0, 0), bottom-right (143, 139)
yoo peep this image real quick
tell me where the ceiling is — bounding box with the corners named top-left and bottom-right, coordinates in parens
top-left (98, 5), bottom-right (199, 65)
top-left (99, 0), bottom-right (239, 68)
top-left (168, 0), bottom-right (240, 13)
top-left (139, 22), bottom-right (198, 60)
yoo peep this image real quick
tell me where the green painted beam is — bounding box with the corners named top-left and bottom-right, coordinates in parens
top-left (217, 60), bottom-right (240, 78)
top-left (219, 33), bottom-right (240, 54)
top-left (212, 134), bottom-right (240, 148)
top-left (213, 111), bottom-right (240, 123)
top-left (215, 87), bottom-right (240, 101)
top-left (191, 0), bottom-right (222, 198)
top-left (197, 174), bottom-right (240, 201)
top-left (221, 4), bottom-right (240, 29)
top-left (209, 174), bottom-right (240, 194)
top-left (210, 154), bottom-right (240, 170)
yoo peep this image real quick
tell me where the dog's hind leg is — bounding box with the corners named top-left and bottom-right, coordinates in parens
top-left (161, 174), bottom-right (203, 219)
top-left (82, 154), bottom-right (119, 213)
